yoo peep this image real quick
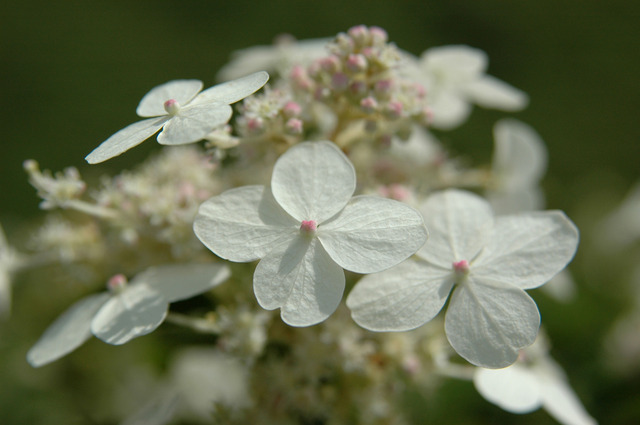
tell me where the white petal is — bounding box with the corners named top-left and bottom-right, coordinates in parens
top-left (319, 196), bottom-right (428, 273)
top-left (140, 263), bottom-right (230, 302)
top-left (157, 104), bottom-right (232, 145)
top-left (194, 71), bottom-right (269, 105)
top-left (91, 283), bottom-right (168, 345)
top-left (194, 185), bottom-right (297, 262)
top-left (465, 76), bottom-right (529, 111)
top-left (474, 365), bottom-right (543, 413)
top-left (136, 79), bottom-right (203, 117)
top-left (254, 237), bottom-right (344, 326)
top-left (85, 117), bottom-right (167, 164)
top-left (428, 91), bottom-right (472, 130)
top-left (416, 190), bottom-right (493, 268)
top-left (120, 393), bottom-right (179, 425)
top-left (271, 141), bottom-right (356, 222)
top-left (347, 258), bottom-right (452, 331)
top-left (27, 293), bottom-right (110, 367)
top-left (492, 118), bottom-right (547, 190)
top-left (421, 45), bottom-right (488, 81)
top-left (473, 211), bottom-right (579, 289)
top-left (488, 186), bottom-right (545, 215)
top-left (445, 277), bottom-right (540, 368)
top-left (537, 361), bottom-right (598, 425)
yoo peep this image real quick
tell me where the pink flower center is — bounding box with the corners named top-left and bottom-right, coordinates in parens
top-left (163, 99), bottom-right (180, 115)
top-left (452, 260), bottom-right (470, 275)
top-left (300, 220), bottom-right (318, 234)
top-left (107, 274), bottom-right (128, 293)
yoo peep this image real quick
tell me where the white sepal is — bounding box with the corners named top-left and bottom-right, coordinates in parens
top-left (319, 196), bottom-right (428, 273)
top-left (271, 141), bottom-right (355, 223)
top-left (347, 258), bottom-right (451, 331)
top-left (27, 293), bottom-right (110, 367)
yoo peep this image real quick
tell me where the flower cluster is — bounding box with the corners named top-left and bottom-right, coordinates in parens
top-left (2, 25), bottom-right (600, 425)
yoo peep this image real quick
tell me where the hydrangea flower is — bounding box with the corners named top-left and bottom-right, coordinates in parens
top-left (85, 72), bottom-right (269, 164)
top-left (217, 36), bottom-right (329, 81)
top-left (347, 189), bottom-right (578, 368)
top-left (27, 263), bottom-right (230, 367)
top-left (488, 119), bottom-right (548, 214)
top-left (409, 45), bottom-right (528, 129)
top-left (474, 336), bottom-right (597, 425)
top-left (194, 141), bottom-right (428, 326)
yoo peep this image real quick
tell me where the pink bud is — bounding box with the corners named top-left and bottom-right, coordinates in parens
top-left (285, 118), bottom-right (303, 135)
top-left (163, 99), bottom-right (180, 115)
top-left (346, 54), bottom-right (368, 72)
top-left (107, 274), bottom-right (128, 292)
top-left (247, 117), bottom-right (264, 133)
top-left (319, 55), bottom-right (341, 73)
top-left (300, 220), bottom-right (317, 234)
top-left (360, 96), bottom-right (378, 113)
top-left (369, 27), bottom-right (388, 45)
top-left (453, 260), bottom-right (470, 275)
top-left (282, 101), bottom-right (302, 117)
top-left (385, 101), bottom-right (403, 119)
top-left (348, 25), bottom-right (369, 46)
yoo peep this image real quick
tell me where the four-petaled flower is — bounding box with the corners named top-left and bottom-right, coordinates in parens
top-left (347, 189), bottom-right (579, 368)
top-left (194, 141), bottom-right (428, 326)
top-left (27, 263), bottom-right (230, 367)
top-left (474, 336), bottom-right (597, 425)
top-left (85, 72), bottom-right (269, 164)
top-left (410, 45), bottom-right (528, 129)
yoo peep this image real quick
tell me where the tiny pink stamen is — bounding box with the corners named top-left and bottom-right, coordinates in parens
top-left (107, 274), bottom-right (128, 292)
top-left (453, 260), bottom-right (470, 274)
top-left (300, 220), bottom-right (317, 234)
top-left (163, 99), bottom-right (180, 115)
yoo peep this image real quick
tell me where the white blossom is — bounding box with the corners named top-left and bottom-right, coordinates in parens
top-left (217, 36), bottom-right (330, 81)
top-left (408, 45), bottom-right (528, 129)
top-left (347, 189), bottom-right (578, 368)
top-left (85, 72), bottom-right (269, 164)
top-left (488, 119), bottom-right (548, 214)
top-left (474, 337), bottom-right (598, 425)
top-left (194, 141), bottom-right (427, 326)
top-left (27, 264), bottom-right (230, 367)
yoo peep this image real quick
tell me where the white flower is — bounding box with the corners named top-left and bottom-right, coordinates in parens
top-left (27, 263), bottom-right (230, 367)
top-left (409, 45), bottom-right (528, 129)
top-left (194, 141), bottom-right (428, 327)
top-left (488, 119), bottom-right (548, 214)
top-left (474, 337), bottom-right (598, 425)
top-left (85, 72), bottom-right (269, 164)
top-left (347, 189), bottom-right (578, 368)
top-left (216, 36), bottom-right (329, 81)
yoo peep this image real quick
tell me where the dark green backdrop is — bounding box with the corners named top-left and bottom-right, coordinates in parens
top-left (1, 1), bottom-right (638, 424)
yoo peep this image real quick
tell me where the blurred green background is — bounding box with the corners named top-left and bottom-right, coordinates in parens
top-left (1, 0), bottom-right (639, 424)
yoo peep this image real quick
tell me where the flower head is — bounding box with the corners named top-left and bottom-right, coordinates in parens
top-left (194, 141), bottom-right (428, 326)
top-left (27, 264), bottom-right (230, 367)
top-left (85, 72), bottom-right (269, 164)
top-left (347, 189), bottom-right (578, 368)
